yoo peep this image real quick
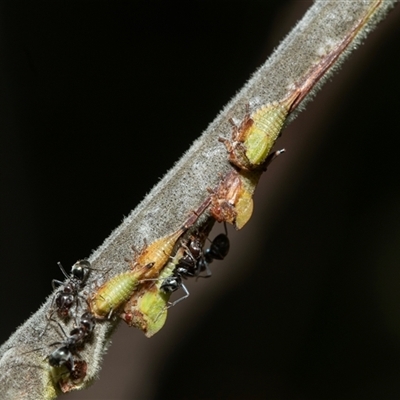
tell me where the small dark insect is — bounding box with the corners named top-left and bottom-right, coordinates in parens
top-left (41, 260), bottom-right (92, 337)
top-left (160, 223), bottom-right (230, 306)
top-left (174, 235), bottom-right (204, 278)
top-left (159, 274), bottom-right (189, 307)
top-left (20, 310), bottom-right (95, 390)
top-left (46, 311), bottom-right (95, 382)
top-left (53, 260), bottom-right (91, 318)
top-left (197, 230), bottom-right (230, 276)
top-left (66, 311), bottom-right (96, 349)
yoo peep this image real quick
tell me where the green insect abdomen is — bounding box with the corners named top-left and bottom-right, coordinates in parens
top-left (244, 103), bottom-right (288, 166)
top-left (122, 247), bottom-right (185, 336)
top-left (90, 271), bottom-right (139, 318)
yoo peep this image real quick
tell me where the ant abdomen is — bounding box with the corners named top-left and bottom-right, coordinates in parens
top-left (204, 233), bottom-right (230, 262)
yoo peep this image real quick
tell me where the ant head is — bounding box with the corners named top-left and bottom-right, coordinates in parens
top-left (48, 346), bottom-right (73, 368)
top-left (71, 260), bottom-right (91, 283)
top-left (160, 276), bottom-right (181, 293)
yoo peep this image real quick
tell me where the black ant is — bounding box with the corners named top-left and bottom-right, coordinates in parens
top-left (46, 311), bottom-right (95, 382)
top-left (159, 273), bottom-right (189, 307)
top-left (197, 225), bottom-right (230, 277)
top-left (19, 310), bottom-right (95, 386)
top-left (160, 223), bottom-right (230, 306)
top-left (53, 260), bottom-right (91, 318)
top-left (41, 260), bottom-right (92, 337)
top-left (174, 236), bottom-right (204, 277)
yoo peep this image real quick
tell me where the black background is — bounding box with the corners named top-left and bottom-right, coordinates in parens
top-left (1, 2), bottom-right (400, 399)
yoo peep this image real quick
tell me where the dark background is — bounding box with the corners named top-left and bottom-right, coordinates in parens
top-left (1, 2), bottom-right (400, 399)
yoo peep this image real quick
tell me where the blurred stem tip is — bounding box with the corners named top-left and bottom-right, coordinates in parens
top-left (0, 1), bottom-right (397, 399)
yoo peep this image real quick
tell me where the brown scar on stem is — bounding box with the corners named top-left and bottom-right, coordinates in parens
top-left (209, 149), bottom-right (286, 229)
top-left (289, 0), bottom-right (382, 112)
top-left (209, 171), bottom-right (243, 226)
top-left (215, 2), bottom-right (383, 211)
top-left (182, 196), bottom-right (212, 229)
top-left (229, 103), bottom-right (253, 134)
top-left (94, 0), bottom-right (383, 325)
top-left (218, 105), bottom-right (253, 171)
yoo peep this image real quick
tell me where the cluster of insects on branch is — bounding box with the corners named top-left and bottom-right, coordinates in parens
top-left (35, 202), bottom-right (231, 391)
top-left (21, 260), bottom-right (97, 392)
top-left (31, 93), bottom-right (296, 392)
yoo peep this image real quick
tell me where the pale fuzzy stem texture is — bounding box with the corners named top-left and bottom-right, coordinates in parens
top-left (0, 1), bottom-right (396, 399)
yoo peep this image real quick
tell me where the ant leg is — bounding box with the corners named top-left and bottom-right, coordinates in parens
top-left (196, 266), bottom-right (212, 280)
top-left (51, 279), bottom-right (64, 290)
top-left (139, 277), bottom-right (160, 291)
top-left (51, 318), bottom-right (70, 342)
top-left (40, 312), bottom-right (69, 342)
top-left (181, 241), bottom-right (198, 265)
top-left (167, 284), bottom-right (189, 308)
top-left (182, 197), bottom-right (212, 230)
top-left (72, 294), bottom-right (89, 325)
top-left (40, 290), bottom-right (61, 338)
top-left (77, 293), bottom-right (91, 312)
top-left (40, 308), bottom-right (57, 338)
